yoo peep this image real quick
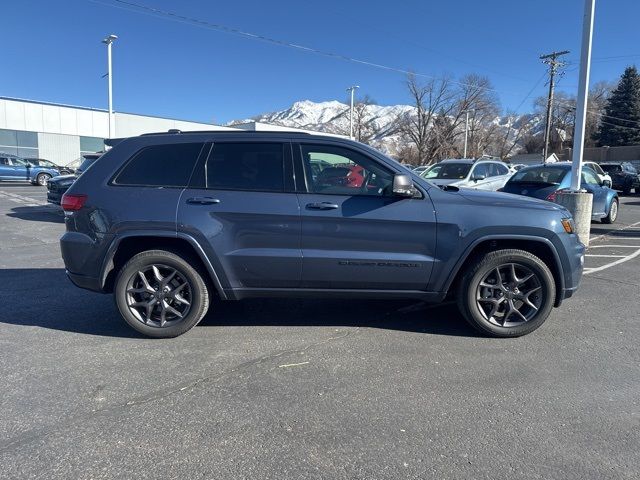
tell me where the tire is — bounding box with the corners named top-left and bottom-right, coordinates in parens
top-left (456, 249), bottom-right (556, 338)
top-left (114, 250), bottom-right (210, 338)
top-left (35, 173), bottom-right (51, 186)
top-left (602, 198), bottom-right (619, 224)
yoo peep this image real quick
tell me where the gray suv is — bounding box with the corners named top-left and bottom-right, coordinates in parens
top-left (60, 131), bottom-right (584, 338)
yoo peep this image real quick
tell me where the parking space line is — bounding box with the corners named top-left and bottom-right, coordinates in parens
top-left (589, 220), bottom-right (640, 242)
top-left (584, 254), bottom-right (627, 258)
top-left (588, 244), bottom-right (640, 248)
top-left (584, 248), bottom-right (640, 275)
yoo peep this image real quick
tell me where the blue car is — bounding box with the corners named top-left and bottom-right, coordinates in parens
top-left (0, 153), bottom-right (60, 186)
top-left (501, 163), bottom-right (619, 223)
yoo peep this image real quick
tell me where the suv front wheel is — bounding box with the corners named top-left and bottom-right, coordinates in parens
top-left (457, 249), bottom-right (556, 337)
top-left (114, 250), bottom-right (210, 338)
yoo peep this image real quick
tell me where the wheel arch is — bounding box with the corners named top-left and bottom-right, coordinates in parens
top-left (100, 232), bottom-right (227, 299)
top-left (443, 235), bottom-right (565, 308)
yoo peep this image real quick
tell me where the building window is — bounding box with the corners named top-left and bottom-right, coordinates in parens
top-left (80, 136), bottom-right (105, 153)
top-left (0, 128), bottom-right (39, 158)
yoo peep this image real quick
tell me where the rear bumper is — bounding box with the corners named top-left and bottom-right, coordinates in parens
top-left (66, 270), bottom-right (104, 293)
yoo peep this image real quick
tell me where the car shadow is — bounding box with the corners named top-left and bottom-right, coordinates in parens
top-left (0, 268), bottom-right (479, 338)
top-left (590, 225), bottom-right (640, 237)
top-left (7, 205), bottom-right (64, 223)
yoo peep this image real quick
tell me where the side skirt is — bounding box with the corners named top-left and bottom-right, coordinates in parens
top-left (225, 288), bottom-right (446, 302)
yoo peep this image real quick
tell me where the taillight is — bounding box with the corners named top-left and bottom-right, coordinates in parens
top-left (61, 194), bottom-right (87, 211)
top-left (546, 191), bottom-right (558, 202)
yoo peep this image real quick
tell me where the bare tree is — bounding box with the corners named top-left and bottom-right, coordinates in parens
top-left (352, 95), bottom-right (377, 144)
top-left (399, 73), bottom-right (456, 165)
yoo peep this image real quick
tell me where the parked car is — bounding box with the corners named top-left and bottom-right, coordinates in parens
top-left (60, 131), bottom-right (584, 339)
top-left (500, 163), bottom-right (619, 223)
top-left (599, 162), bottom-right (640, 194)
top-left (24, 158), bottom-right (75, 175)
top-left (47, 153), bottom-right (101, 205)
top-left (412, 165), bottom-right (428, 175)
top-left (0, 153), bottom-right (60, 185)
top-left (425, 158), bottom-right (513, 191)
top-left (583, 161), bottom-right (612, 188)
top-left (510, 164), bottom-right (526, 172)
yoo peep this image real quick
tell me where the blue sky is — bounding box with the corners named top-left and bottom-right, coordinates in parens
top-left (2, 0), bottom-right (639, 124)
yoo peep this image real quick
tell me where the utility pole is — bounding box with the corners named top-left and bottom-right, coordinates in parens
top-left (346, 85), bottom-right (360, 140)
top-left (462, 109), bottom-right (475, 158)
top-left (102, 34), bottom-right (118, 139)
top-left (540, 50), bottom-right (570, 161)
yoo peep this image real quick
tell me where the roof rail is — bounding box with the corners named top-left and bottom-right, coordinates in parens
top-left (140, 130), bottom-right (312, 137)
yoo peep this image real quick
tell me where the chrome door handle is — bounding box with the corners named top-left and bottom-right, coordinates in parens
top-left (306, 202), bottom-right (339, 210)
top-left (186, 197), bottom-right (220, 205)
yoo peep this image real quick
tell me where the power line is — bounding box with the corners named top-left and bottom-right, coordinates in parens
top-left (90, 0), bottom-right (526, 98)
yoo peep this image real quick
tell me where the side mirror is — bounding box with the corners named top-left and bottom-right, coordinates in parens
top-left (472, 174), bottom-right (486, 182)
top-left (392, 173), bottom-right (416, 197)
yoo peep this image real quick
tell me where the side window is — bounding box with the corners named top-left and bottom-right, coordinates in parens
top-left (0, 157), bottom-right (8, 165)
top-left (114, 143), bottom-right (204, 187)
top-left (472, 163), bottom-right (490, 178)
top-left (494, 163), bottom-right (509, 176)
top-left (206, 143), bottom-right (284, 192)
top-left (582, 168), bottom-right (600, 186)
top-left (300, 144), bottom-right (394, 196)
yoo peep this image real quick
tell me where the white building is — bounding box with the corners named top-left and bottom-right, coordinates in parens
top-left (0, 97), bottom-right (236, 166)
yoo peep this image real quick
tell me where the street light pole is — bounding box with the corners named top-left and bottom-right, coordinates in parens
top-left (346, 85), bottom-right (360, 140)
top-left (102, 34), bottom-right (118, 139)
top-left (570, 0), bottom-right (595, 191)
top-left (462, 109), bottom-right (475, 158)
top-left (554, 0), bottom-right (596, 247)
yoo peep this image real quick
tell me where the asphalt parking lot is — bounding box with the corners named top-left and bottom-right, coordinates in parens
top-left (1, 183), bottom-right (639, 479)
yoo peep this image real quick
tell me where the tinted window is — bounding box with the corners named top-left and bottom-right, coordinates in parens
top-left (433, 163), bottom-right (472, 179)
top-left (472, 163), bottom-right (490, 178)
top-left (600, 164), bottom-right (621, 174)
top-left (509, 167), bottom-right (567, 185)
top-left (115, 143), bottom-right (203, 187)
top-left (301, 144), bottom-right (394, 196)
top-left (206, 143), bottom-right (284, 192)
top-left (494, 163), bottom-right (509, 175)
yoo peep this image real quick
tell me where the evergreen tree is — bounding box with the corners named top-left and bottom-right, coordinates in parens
top-left (596, 66), bottom-right (640, 146)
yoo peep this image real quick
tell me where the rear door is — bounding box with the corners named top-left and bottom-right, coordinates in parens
top-left (178, 140), bottom-right (301, 290)
top-left (294, 142), bottom-right (437, 291)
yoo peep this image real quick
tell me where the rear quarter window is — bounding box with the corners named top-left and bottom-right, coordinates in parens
top-left (113, 143), bottom-right (204, 187)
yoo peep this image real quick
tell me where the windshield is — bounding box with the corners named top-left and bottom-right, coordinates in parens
top-left (421, 164), bottom-right (442, 179)
top-left (600, 164), bottom-right (621, 173)
top-left (432, 163), bottom-right (472, 180)
top-left (587, 163), bottom-right (604, 175)
top-left (509, 166), bottom-right (567, 185)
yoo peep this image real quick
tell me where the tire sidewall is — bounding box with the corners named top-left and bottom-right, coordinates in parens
top-left (462, 252), bottom-right (555, 337)
top-left (605, 198), bottom-right (618, 224)
top-left (36, 173), bottom-right (50, 186)
top-left (114, 251), bottom-right (207, 338)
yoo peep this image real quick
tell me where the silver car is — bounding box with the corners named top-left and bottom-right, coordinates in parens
top-left (424, 159), bottom-right (513, 191)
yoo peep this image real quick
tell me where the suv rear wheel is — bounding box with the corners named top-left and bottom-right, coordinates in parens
top-left (35, 172), bottom-right (51, 186)
top-left (114, 250), bottom-right (209, 338)
top-left (457, 249), bottom-right (555, 337)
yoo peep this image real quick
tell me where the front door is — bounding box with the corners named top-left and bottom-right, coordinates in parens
top-left (582, 168), bottom-right (608, 216)
top-left (295, 142), bottom-right (437, 291)
top-left (178, 141), bottom-right (301, 290)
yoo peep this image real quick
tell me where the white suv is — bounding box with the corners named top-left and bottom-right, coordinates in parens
top-left (424, 159), bottom-right (513, 191)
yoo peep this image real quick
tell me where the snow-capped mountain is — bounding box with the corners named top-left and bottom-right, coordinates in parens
top-left (228, 100), bottom-right (540, 158)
